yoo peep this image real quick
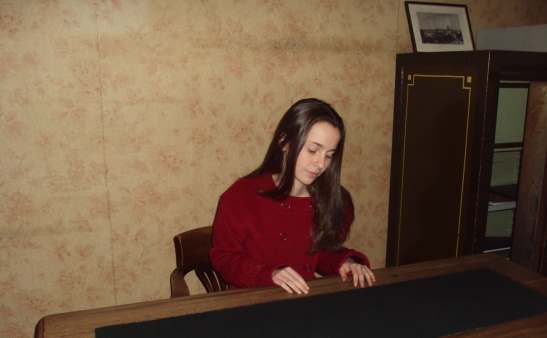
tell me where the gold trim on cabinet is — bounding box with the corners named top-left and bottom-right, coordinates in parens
top-left (396, 74), bottom-right (472, 265)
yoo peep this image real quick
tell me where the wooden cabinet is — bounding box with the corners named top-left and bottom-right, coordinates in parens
top-left (386, 51), bottom-right (547, 272)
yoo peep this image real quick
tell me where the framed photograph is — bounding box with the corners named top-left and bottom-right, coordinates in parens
top-left (405, 1), bottom-right (475, 52)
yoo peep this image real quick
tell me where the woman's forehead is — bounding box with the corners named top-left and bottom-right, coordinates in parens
top-left (305, 122), bottom-right (340, 150)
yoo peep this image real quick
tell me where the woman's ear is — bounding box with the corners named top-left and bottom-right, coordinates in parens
top-left (278, 134), bottom-right (288, 152)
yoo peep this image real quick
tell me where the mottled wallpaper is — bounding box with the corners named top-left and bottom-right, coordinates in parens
top-left (1, 0), bottom-right (546, 337)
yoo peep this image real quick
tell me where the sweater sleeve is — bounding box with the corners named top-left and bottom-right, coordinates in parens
top-left (209, 192), bottom-right (276, 288)
top-left (316, 191), bottom-right (370, 275)
top-left (316, 247), bottom-right (370, 275)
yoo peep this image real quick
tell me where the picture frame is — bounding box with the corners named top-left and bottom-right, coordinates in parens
top-left (405, 1), bottom-right (475, 52)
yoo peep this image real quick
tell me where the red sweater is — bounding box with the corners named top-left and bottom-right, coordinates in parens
top-left (210, 174), bottom-right (369, 288)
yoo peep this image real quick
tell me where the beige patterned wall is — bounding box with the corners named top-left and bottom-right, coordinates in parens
top-left (1, 0), bottom-right (546, 337)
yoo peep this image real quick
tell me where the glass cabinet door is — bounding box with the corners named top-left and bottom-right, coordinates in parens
top-left (484, 83), bottom-right (529, 254)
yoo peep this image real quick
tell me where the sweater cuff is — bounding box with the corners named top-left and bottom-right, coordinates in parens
top-left (256, 264), bottom-right (285, 286)
top-left (344, 249), bottom-right (370, 269)
top-left (335, 249), bottom-right (371, 272)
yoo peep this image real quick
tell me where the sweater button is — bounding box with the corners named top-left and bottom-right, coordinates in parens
top-left (279, 232), bottom-right (288, 241)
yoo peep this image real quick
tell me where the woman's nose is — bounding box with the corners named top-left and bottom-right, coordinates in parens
top-left (315, 155), bottom-right (325, 170)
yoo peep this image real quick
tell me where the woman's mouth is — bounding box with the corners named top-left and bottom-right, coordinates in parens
top-left (308, 170), bottom-right (320, 178)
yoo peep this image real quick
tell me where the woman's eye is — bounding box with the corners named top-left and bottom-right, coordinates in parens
top-left (326, 154), bottom-right (333, 160)
top-left (308, 148), bottom-right (317, 154)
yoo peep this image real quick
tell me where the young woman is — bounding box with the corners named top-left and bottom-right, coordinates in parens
top-left (210, 98), bottom-right (375, 294)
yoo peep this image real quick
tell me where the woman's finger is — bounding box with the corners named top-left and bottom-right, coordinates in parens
top-left (285, 267), bottom-right (307, 284)
top-left (285, 278), bottom-right (305, 294)
top-left (351, 264), bottom-right (362, 287)
top-left (338, 262), bottom-right (351, 282)
top-left (284, 268), bottom-right (309, 294)
top-left (357, 265), bottom-right (366, 288)
top-left (278, 281), bottom-right (294, 294)
top-left (365, 265), bottom-right (376, 285)
top-left (272, 267), bottom-right (309, 294)
top-left (273, 272), bottom-right (298, 294)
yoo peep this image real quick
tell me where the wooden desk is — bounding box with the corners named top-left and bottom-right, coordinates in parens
top-left (35, 254), bottom-right (547, 338)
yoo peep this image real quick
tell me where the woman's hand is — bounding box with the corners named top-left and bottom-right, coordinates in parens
top-left (272, 266), bottom-right (310, 294)
top-left (339, 258), bottom-right (376, 287)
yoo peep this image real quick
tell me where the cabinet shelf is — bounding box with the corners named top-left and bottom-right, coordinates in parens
top-left (490, 184), bottom-right (518, 200)
top-left (488, 185), bottom-right (517, 212)
top-left (488, 201), bottom-right (516, 212)
top-left (493, 142), bottom-right (523, 150)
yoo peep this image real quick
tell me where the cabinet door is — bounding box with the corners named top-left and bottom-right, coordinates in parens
top-left (388, 72), bottom-right (475, 265)
top-left (483, 84), bottom-right (528, 254)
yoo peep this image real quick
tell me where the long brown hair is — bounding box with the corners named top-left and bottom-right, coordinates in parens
top-left (247, 98), bottom-right (353, 251)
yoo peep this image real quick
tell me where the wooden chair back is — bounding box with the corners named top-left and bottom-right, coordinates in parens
top-left (170, 226), bottom-right (228, 297)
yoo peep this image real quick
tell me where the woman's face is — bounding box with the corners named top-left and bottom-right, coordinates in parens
top-left (290, 121), bottom-right (340, 196)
